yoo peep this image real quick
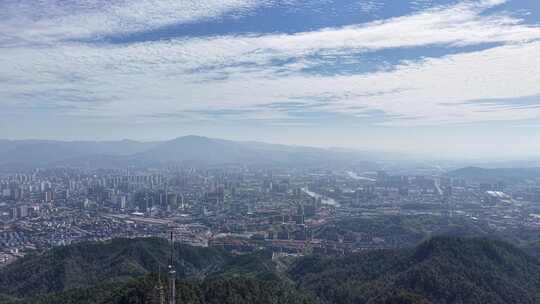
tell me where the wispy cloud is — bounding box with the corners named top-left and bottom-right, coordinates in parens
top-left (1, 0), bottom-right (540, 131)
top-left (448, 95), bottom-right (540, 110)
top-left (0, 0), bottom-right (277, 45)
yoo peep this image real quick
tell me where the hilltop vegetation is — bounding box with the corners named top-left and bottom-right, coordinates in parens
top-left (0, 238), bottom-right (232, 298)
top-left (6, 276), bottom-right (313, 304)
top-left (2, 237), bottom-right (540, 304)
top-left (316, 214), bottom-right (540, 258)
top-left (290, 237), bottom-right (540, 304)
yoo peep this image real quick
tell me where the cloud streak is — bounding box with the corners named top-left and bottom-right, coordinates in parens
top-left (1, 0), bottom-right (540, 132)
top-left (0, 0), bottom-right (279, 46)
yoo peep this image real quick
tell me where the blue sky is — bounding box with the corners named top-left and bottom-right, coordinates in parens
top-left (1, 0), bottom-right (540, 158)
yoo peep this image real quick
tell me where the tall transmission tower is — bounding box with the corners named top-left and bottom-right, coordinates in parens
top-left (168, 231), bottom-right (176, 304)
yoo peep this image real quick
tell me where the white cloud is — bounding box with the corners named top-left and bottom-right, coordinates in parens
top-left (0, 0), bottom-right (273, 45)
top-left (357, 0), bottom-right (385, 14)
top-left (1, 0), bottom-right (540, 128)
top-left (259, 0), bottom-right (536, 55)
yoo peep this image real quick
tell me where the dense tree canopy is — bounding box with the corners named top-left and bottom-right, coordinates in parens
top-left (2, 237), bottom-right (540, 304)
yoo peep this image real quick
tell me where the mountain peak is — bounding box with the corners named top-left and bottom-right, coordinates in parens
top-left (173, 135), bottom-right (211, 140)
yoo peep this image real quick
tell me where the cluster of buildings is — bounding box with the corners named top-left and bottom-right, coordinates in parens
top-left (2, 165), bottom-right (540, 266)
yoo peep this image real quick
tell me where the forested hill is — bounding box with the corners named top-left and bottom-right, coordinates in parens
top-left (2, 237), bottom-right (540, 304)
top-left (0, 237), bottom-right (233, 298)
top-left (290, 237), bottom-right (540, 304)
top-left (4, 275), bottom-right (314, 304)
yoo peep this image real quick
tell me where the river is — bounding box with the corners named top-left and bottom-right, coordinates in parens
top-left (302, 188), bottom-right (340, 207)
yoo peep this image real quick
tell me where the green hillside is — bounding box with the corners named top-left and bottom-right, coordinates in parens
top-left (290, 237), bottom-right (540, 304)
top-left (2, 237), bottom-right (540, 304)
top-left (0, 237), bottom-right (231, 298)
top-left (4, 275), bottom-right (314, 304)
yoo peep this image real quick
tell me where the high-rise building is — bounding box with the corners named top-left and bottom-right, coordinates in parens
top-left (167, 193), bottom-right (178, 210)
top-left (44, 190), bottom-right (53, 203)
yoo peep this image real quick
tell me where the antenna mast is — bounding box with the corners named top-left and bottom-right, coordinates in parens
top-left (168, 230), bottom-right (176, 304)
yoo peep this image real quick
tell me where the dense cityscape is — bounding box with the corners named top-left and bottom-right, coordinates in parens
top-left (3, 164), bottom-right (540, 266)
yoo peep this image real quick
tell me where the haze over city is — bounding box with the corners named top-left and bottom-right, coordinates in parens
top-left (2, 0), bottom-right (540, 158)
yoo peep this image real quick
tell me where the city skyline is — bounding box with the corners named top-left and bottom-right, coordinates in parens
top-left (1, 0), bottom-right (540, 157)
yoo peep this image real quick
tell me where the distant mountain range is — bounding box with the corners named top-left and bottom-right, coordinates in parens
top-left (1, 237), bottom-right (540, 304)
top-left (3, 136), bottom-right (539, 174)
top-left (448, 166), bottom-right (540, 182)
top-left (0, 135), bottom-right (381, 170)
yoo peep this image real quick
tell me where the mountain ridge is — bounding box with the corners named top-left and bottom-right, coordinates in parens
top-left (0, 135), bottom-right (377, 169)
top-left (290, 236), bottom-right (540, 304)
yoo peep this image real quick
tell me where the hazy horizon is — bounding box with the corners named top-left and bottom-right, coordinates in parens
top-left (2, 133), bottom-right (539, 162)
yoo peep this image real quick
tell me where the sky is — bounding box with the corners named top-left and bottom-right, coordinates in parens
top-left (1, 0), bottom-right (540, 159)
